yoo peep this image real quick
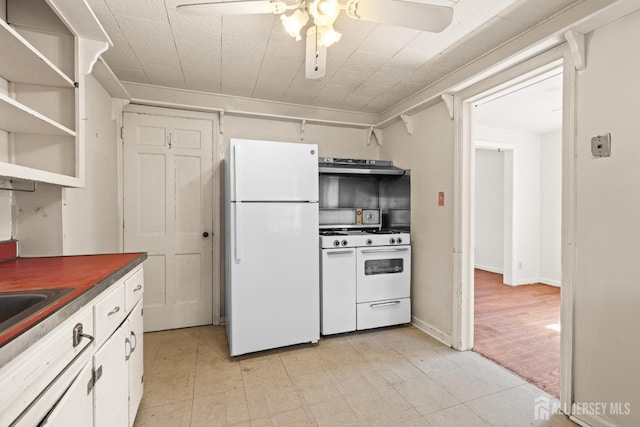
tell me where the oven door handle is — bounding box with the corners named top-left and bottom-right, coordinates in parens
top-left (326, 249), bottom-right (354, 255)
top-left (370, 300), bottom-right (402, 308)
top-left (361, 248), bottom-right (409, 253)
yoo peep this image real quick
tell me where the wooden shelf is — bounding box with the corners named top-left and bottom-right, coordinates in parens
top-left (0, 161), bottom-right (81, 187)
top-left (0, 93), bottom-right (75, 136)
top-left (0, 19), bottom-right (74, 87)
top-left (0, 0), bottom-right (111, 188)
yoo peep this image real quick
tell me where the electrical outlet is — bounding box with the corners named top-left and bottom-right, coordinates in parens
top-left (591, 133), bottom-right (611, 158)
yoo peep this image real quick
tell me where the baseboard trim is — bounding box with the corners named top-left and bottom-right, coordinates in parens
top-left (474, 267), bottom-right (562, 288)
top-left (540, 277), bottom-right (561, 287)
top-left (507, 278), bottom-right (561, 287)
top-left (411, 316), bottom-right (453, 347)
top-left (474, 264), bottom-right (503, 274)
top-left (570, 411), bottom-right (619, 427)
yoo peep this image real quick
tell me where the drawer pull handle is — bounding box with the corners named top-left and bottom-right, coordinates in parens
top-left (327, 250), bottom-right (354, 255)
top-left (133, 284), bottom-right (142, 292)
top-left (361, 248), bottom-right (409, 254)
top-left (108, 306), bottom-right (121, 316)
top-left (125, 337), bottom-right (132, 361)
top-left (370, 300), bottom-right (402, 308)
top-left (130, 331), bottom-right (137, 353)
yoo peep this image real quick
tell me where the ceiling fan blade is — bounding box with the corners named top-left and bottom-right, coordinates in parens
top-left (347, 0), bottom-right (453, 33)
top-left (177, 1), bottom-right (288, 16)
top-left (305, 27), bottom-right (327, 79)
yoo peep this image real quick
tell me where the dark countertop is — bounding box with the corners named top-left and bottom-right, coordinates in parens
top-left (0, 252), bottom-right (147, 368)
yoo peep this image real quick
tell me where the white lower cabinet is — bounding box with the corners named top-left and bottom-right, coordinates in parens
top-left (41, 362), bottom-right (94, 427)
top-left (320, 248), bottom-right (357, 335)
top-left (93, 268), bottom-right (145, 427)
top-left (127, 300), bottom-right (144, 427)
top-left (93, 325), bottom-right (129, 427)
top-left (0, 265), bottom-right (145, 427)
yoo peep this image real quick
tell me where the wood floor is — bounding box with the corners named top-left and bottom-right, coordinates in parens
top-left (473, 269), bottom-right (561, 397)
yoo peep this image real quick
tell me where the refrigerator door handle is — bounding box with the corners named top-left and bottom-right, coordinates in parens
top-left (234, 144), bottom-right (242, 262)
top-left (235, 203), bottom-right (242, 262)
top-left (234, 144), bottom-right (241, 202)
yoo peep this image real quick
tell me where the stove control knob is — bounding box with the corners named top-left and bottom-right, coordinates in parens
top-left (389, 238), bottom-right (396, 244)
top-left (341, 239), bottom-right (348, 247)
top-left (397, 237), bottom-right (403, 244)
top-left (333, 240), bottom-right (340, 247)
top-left (366, 239), bottom-right (373, 246)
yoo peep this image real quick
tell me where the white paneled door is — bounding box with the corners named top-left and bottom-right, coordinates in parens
top-left (124, 112), bottom-right (213, 331)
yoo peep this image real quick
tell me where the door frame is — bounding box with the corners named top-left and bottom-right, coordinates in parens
top-left (451, 44), bottom-right (577, 413)
top-left (118, 104), bottom-right (222, 325)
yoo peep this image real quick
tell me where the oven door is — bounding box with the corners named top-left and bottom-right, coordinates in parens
top-left (356, 246), bottom-right (411, 302)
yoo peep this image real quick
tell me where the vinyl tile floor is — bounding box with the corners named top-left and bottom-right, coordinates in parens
top-left (134, 325), bottom-right (576, 427)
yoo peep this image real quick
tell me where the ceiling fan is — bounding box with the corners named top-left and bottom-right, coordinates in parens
top-left (177, 0), bottom-right (454, 79)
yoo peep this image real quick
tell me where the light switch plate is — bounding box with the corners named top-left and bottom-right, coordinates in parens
top-left (591, 133), bottom-right (611, 158)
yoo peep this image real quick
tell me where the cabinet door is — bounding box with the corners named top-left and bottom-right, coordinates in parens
top-left (321, 248), bottom-right (357, 335)
top-left (128, 301), bottom-right (144, 426)
top-left (40, 362), bottom-right (93, 427)
top-left (94, 325), bottom-right (128, 427)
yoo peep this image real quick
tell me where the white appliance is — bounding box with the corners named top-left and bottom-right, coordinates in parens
top-left (320, 230), bottom-right (411, 334)
top-left (225, 139), bottom-right (320, 356)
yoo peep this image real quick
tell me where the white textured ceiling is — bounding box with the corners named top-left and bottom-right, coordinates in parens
top-left (87, 0), bottom-right (580, 114)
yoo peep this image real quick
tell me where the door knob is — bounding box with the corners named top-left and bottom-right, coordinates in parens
top-left (203, 232), bottom-right (209, 238)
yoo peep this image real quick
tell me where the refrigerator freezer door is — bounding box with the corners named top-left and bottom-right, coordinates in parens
top-left (227, 202), bottom-right (320, 356)
top-left (228, 139), bottom-right (319, 202)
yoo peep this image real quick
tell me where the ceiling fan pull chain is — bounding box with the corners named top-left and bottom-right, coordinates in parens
top-left (314, 25), bottom-right (320, 71)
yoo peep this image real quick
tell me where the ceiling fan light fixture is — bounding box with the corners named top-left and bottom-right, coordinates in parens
top-left (309, 0), bottom-right (340, 27)
top-left (317, 25), bottom-right (342, 47)
top-left (280, 9), bottom-right (309, 41)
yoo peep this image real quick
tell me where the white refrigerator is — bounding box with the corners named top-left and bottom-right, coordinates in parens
top-left (225, 138), bottom-right (320, 356)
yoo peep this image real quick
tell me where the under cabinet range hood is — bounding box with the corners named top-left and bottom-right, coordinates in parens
top-left (319, 157), bottom-right (406, 175)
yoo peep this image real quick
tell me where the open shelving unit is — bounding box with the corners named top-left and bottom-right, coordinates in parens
top-left (0, 93), bottom-right (76, 136)
top-left (0, 0), bottom-right (111, 188)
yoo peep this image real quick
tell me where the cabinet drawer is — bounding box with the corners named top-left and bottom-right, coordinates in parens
top-left (0, 306), bottom-right (94, 426)
top-left (356, 298), bottom-right (411, 331)
top-left (94, 283), bottom-right (126, 345)
top-left (124, 267), bottom-right (144, 313)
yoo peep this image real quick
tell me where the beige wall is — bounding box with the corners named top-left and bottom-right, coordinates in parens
top-left (13, 185), bottom-right (63, 256)
top-left (572, 9), bottom-right (640, 426)
top-left (378, 11), bottom-right (640, 424)
top-left (380, 103), bottom-right (455, 340)
top-left (13, 76), bottom-right (119, 257)
top-left (62, 75), bottom-right (120, 255)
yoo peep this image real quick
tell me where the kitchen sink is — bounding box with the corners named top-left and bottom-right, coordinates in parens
top-left (0, 288), bottom-right (75, 335)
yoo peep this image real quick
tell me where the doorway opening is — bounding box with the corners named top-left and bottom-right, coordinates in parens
top-left (471, 72), bottom-right (563, 397)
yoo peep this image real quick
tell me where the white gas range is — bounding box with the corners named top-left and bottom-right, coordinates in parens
top-left (319, 229), bottom-right (411, 335)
